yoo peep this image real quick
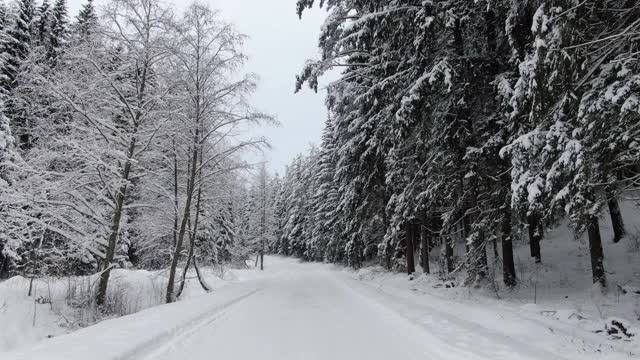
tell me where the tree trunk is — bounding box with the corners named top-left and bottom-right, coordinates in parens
top-left (166, 143), bottom-right (199, 303)
top-left (352, 239), bottom-right (360, 270)
top-left (28, 277), bottom-right (34, 297)
top-left (528, 213), bottom-right (542, 263)
top-left (193, 256), bottom-right (210, 292)
top-left (420, 218), bottom-right (430, 275)
top-left (260, 164), bottom-right (266, 270)
top-left (434, 213), bottom-right (454, 274)
top-left (176, 208), bottom-right (198, 299)
top-left (383, 212), bottom-right (392, 270)
top-left (0, 250), bottom-right (8, 279)
top-left (463, 217), bottom-right (470, 254)
top-left (587, 216), bottom-right (606, 288)
top-left (444, 235), bottom-right (455, 274)
top-left (96, 183), bottom-right (127, 307)
top-left (166, 196), bottom-right (191, 303)
top-left (607, 197), bottom-right (625, 243)
top-left (465, 208), bottom-right (487, 282)
top-left (501, 211), bottom-right (516, 287)
top-left (384, 248), bottom-right (392, 270)
top-left (173, 139), bottom-right (179, 247)
top-left (96, 137), bottom-right (136, 307)
top-left (176, 184), bottom-right (203, 299)
top-left (175, 249), bottom-right (193, 299)
top-left (27, 230), bottom-right (44, 297)
top-left (475, 231), bottom-right (488, 282)
top-left (405, 223), bottom-right (416, 276)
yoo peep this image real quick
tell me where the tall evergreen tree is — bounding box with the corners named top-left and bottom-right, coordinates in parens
top-left (75, 0), bottom-right (97, 37)
top-left (2, 0), bottom-right (37, 149)
top-left (0, 2), bottom-right (11, 94)
top-left (309, 117), bottom-right (341, 262)
top-left (1, 0), bottom-right (36, 93)
top-left (0, 99), bottom-right (17, 190)
top-left (36, 0), bottom-right (52, 48)
top-left (48, 0), bottom-right (68, 64)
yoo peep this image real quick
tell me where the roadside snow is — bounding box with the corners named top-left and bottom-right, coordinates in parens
top-left (0, 262), bottom-right (259, 353)
top-left (343, 201), bottom-right (640, 359)
top-left (3, 256), bottom-right (637, 360)
top-left (3, 280), bottom-right (262, 360)
top-left (346, 267), bottom-right (638, 360)
top-left (0, 276), bottom-right (67, 351)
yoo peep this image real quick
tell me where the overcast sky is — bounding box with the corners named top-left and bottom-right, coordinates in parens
top-left (68, 0), bottom-right (329, 174)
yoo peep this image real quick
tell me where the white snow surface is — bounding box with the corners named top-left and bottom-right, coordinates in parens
top-left (2, 255), bottom-right (638, 360)
top-left (0, 264), bottom-right (256, 352)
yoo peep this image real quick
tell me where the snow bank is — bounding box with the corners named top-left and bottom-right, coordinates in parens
top-left (3, 280), bottom-right (263, 360)
top-left (0, 276), bottom-right (67, 351)
top-left (0, 261), bottom-right (263, 353)
top-left (342, 201), bottom-right (640, 359)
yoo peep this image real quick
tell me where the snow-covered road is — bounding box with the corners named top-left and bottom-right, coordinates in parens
top-left (148, 264), bottom-right (444, 360)
top-left (4, 257), bottom-right (629, 360)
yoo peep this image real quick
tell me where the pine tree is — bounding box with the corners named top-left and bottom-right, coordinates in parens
top-left (0, 3), bottom-right (8, 35)
top-left (309, 117), bottom-right (341, 262)
top-left (0, 98), bottom-right (20, 277)
top-left (75, 0), bottom-right (97, 38)
top-left (36, 0), bottom-right (52, 48)
top-left (48, 0), bottom-right (68, 64)
top-left (1, 0), bottom-right (37, 93)
top-left (2, 0), bottom-right (37, 149)
top-left (0, 101), bottom-right (14, 179)
top-left (297, 0), bottom-right (401, 268)
top-left (576, 0), bottom-right (639, 244)
top-left (0, 2), bottom-right (11, 95)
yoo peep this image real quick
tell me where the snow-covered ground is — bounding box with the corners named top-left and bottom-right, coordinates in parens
top-left (0, 263), bottom-right (260, 352)
top-left (348, 263), bottom-right (638, 360)
top-left (346, 201), bottom-right (640, 360)
top-left (2, 254), bottom-right (638, 359)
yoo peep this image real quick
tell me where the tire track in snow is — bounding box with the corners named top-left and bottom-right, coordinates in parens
top-left (115, 288), bottom-right (261, 360)
top-left (359, 277), bottom-right (634, 359)
top-left (334, 273), bottom-right (574, 360)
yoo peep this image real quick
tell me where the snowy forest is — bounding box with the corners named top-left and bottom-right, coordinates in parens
top-left (270, 0), bottom-right (640, 289)
top-left (0, 0), bottom-right (276, 306)
top-left (1, 0), bottom-right (640, 359)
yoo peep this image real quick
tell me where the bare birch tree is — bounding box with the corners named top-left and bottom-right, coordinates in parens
top-left (165, 3), bottom-right (273, 303)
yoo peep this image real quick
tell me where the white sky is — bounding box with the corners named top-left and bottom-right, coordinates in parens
top-left (68, 0), bottom-right (329, 174)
